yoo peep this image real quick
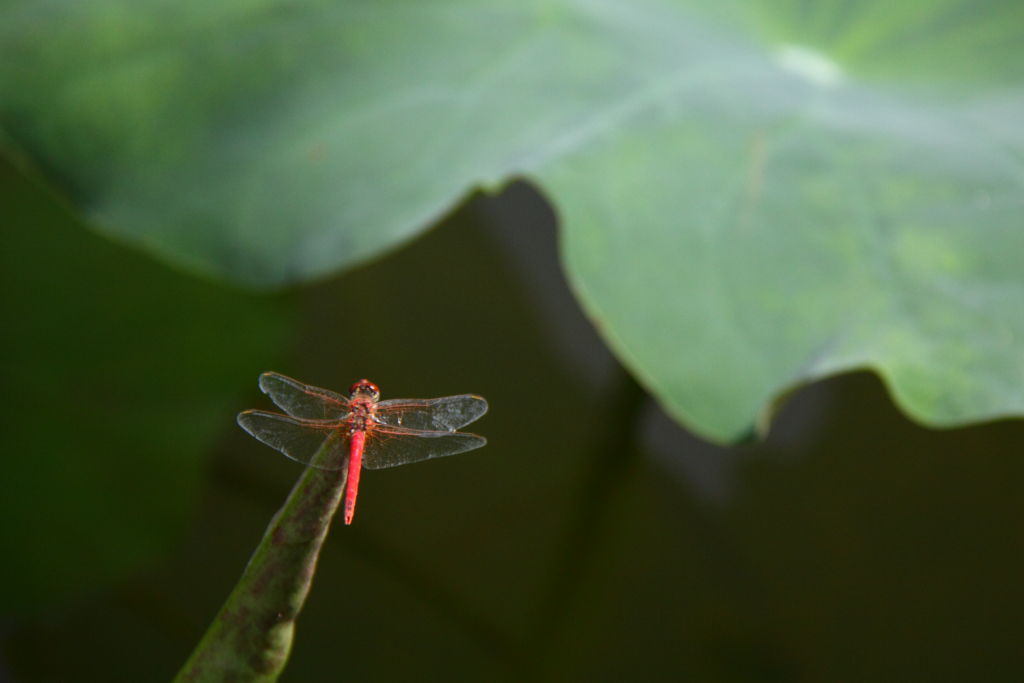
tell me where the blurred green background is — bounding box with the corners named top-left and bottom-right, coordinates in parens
top-left (3, 160), bottom-right (1024, 681)
top-left (3, 1), bottom-right (1024, 681)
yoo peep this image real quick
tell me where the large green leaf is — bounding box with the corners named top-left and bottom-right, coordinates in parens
top-left (1, 1), bottom-right (1021, 441)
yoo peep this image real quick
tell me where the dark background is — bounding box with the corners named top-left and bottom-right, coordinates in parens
top-left (2, 157), bottom-right (1023, 682)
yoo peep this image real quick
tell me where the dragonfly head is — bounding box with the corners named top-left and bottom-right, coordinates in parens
top-left (349, 379), bottom-right (381, 401)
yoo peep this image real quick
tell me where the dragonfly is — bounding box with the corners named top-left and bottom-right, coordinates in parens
top-left (237, 372), bottom-right (488, 525)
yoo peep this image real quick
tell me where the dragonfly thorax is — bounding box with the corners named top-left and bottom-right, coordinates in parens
top-left (346, 396), bottom-right (378, 434)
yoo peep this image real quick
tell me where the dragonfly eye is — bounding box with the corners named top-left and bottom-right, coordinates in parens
top-left (349, 379), bottom-right (381, 400)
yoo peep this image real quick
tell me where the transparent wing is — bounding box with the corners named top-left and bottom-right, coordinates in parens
top-left (237, 410), bottom-right (348, 470)
top-left (362, 425), bottom-right (487, 470)
top-left (257, 372), bottom-right (349, 420)
top-left (375, 395), bottom-right (488, 431)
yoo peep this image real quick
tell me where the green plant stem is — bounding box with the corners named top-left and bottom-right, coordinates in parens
top-left (174, 456), bottom-right (346, 682)
top-left (211, 455), bottom-right (528, 675)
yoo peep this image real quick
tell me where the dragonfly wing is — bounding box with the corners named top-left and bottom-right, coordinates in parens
top-left (258, 372), bottom-right (350, 420)
top-left (375, 395), bottom-right (488, 431)
top-left (362, 425), bottom-right (487, 470)
top-left (237, 410), bottom-right (348, 470)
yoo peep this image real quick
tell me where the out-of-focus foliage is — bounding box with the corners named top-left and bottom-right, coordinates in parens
top-left (2, 0), bottom-right (1022, 442)
top-left (2, 152), bottom-right (1023, 678)
top-left (2, 4), bottom-right (1024, 679)
top-left (0, 160), bottom-right (289, 611)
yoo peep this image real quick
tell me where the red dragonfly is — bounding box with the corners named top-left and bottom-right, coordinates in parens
top-left (237, 372), bottom-right (488, 524)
